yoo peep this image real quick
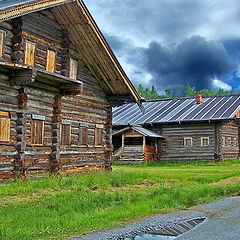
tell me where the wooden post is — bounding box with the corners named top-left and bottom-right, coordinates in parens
top-left (14, 88), bottom-right (28, 179)
top-left (143, 136), bottom-right (146, 153)
top-left (50, 94), bottom-right (62, 173)
top-left (122, 134), bottom-right (125, 152)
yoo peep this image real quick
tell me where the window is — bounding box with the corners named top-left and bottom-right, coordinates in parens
top-left (0, 31), bottom-right (5, 58)
top-left (0, 112), bottom-right (10, 142)
top-left (227, 137), bottom-right (232, 147)
top-left (222, 137), bottom-right (226, 147)
top-left (46, 50), bottom-right (56, 72)
top-left (24, 41), bottom-right (36, 66)
top-left (69, 58), bottom-right (78, 79)
top-left (31, 120), bottom-right (44, 145)
top-left (79, 126), bottom-right (88, 145)
top-left (61, 124), bottom-right (71, 145)
top-left (184, 137), bottom-right (192, 146)
top-left (233, 138), bottom-right (238, 147)
top-left (95, 128), bottom-right (103, 146)
top-left (201, 137), bottom-right (209, 146)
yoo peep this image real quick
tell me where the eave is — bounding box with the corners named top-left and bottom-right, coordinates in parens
top-left (0, 0), bottom-right (141, 104)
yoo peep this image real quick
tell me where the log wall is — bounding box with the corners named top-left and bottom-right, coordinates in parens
top-left (0, 73), bottom-right (19, 180)
top-left (159, 123), bottom-right (216, 162)
top-left (0, 8), bottom-right (113, 180)
top-left (220, 121), bottom-right (240, 160)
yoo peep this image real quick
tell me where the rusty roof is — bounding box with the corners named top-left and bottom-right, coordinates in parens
top-left (113, 95), bottom-right (240, 126)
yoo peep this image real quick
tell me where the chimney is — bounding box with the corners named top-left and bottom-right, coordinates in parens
top-left (195, 94), bottom-right (203, 104)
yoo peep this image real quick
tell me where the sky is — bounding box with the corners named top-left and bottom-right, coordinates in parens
top-left (84, 0), bottom-right (240, 96)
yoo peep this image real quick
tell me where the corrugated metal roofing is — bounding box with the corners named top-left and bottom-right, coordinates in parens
top-left (113, 95), bottom-right (240, 126)
top-left (113, 126), bottom-right (164, 138)
top-left (0, 0), bottom-right (38, 10)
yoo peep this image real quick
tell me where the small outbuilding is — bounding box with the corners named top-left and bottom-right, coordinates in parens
top-left (113, 94), bottom-right (240, 163)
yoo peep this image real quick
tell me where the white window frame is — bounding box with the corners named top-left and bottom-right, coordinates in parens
top-left (201, 137), bottom-right (209, 146)
top-left (227, 137), bottom-right (232, 147)
top-left (184, 137), bottom-right (192, 147)
top-left (222, 137), bottom-right (226, 147)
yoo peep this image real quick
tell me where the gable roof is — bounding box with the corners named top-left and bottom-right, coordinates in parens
top-left (113, 126), bottom-right (164, 138)
top-left (113, 95), bottom-right (240, 126)
top-left (0, 0), bottom-right (141, 104)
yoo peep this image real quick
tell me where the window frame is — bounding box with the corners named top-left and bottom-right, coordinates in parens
top-left (201, 137), bottom-right (209, 147)
top-left (69, 58), bottom-right (78, 79)
top-left (61, 123), bottom-right (71, 146)
top-left (0, 30), bottom-right (6, 58)
top-left (46, 49), bottom-right (56, 72)
top-left (79, 126), bottom-right (88, 146)
top-left (184, 137), bottom-right (192, 147)
top-left (94, 128), bottom-right (103, 146)
top-left (222, 137), bottom-right (226, 147)
top-left (24, 41), bottom-right (36, 67)
top-left (0, 111), bottom-right (10, 143)
top-left (31, 119), bottom-right (44, 146)
top-left (227, 137), bottom-right (232, 147)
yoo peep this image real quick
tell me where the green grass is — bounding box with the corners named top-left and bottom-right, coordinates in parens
top-left (1, 160), bottom-right (240, 240)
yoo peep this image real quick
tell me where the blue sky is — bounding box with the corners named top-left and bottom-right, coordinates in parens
top-left (84, 0), bottom-right (240, 95)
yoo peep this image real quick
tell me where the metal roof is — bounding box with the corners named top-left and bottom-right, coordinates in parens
top-left (0, 0), bottom-right (38, 11)
top-left (113, 95), bottom-right (240, 126)
top-left (113, 126), bottom-right (164, 138)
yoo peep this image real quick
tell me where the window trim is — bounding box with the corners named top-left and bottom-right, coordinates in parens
top-left (69, 58), bottom-right (78, 79)
top-left (0, 30), bottom-right (6, 58)
top-left (46, 49), bottom-right (56, 72)
top-left (31, 119), bottom-right (44, 146)
top-left (79, 126), bottom-right (88, 146)
top-left (61, 123), bottom-right (71, 146)
top-left (222, 136), bottom-right (226, 147)
top-left (201, 137), bottom-right (209, 147)
top-left (0, 111), bottom-right (10, 143)
top-left (24, 41), bottom-right (36, 67)
top-left (184, 137), bottom-right (192, 147)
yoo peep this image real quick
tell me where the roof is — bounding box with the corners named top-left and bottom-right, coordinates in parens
top-left (0, 0), bottom-right (141, 104)
top-left (113, 95), bottom-right (240, 126)
top-left (113, 126), bottom-right (165, 138)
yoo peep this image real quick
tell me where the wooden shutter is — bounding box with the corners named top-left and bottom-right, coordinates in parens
top-left (0, 31), bottom-right (5, 58)
top-left (46, 50), bottom-right (56, 72)
top-left (61, 124), bottom-right (71, 145)
top-left (69, 58), bottom-right (78, 79)
top-left (25, 41), bottom-right (36, 67)
top-left (95, 128), bottom-right (103, 146)
top-left (0, 117), bottom-right (10, 142)
top-left (79, 127), bottom-right (88, 145)
top-left (31, 120), bottom-right (44, 145)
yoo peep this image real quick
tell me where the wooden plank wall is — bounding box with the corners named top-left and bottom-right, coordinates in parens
top-left (220, 121), bottom-right (240, 160)
top-left (160, 123), bottom-right (216, 162)
top-left (0, 73), bottom-right (19, 180)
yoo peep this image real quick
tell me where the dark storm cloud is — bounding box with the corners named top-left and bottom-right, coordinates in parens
top-left (106, 34), bottom-right (232, 95)
top-left (85, 0), bottom-right (240, 94)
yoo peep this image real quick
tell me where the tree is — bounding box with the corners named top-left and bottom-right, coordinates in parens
top-left (185, 86), bottom-right (197, 97)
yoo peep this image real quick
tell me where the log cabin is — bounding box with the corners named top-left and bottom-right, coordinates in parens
top-left (0, 0), bottom-right (141, 180)
top-left (113, 94), bottom-right (240, 164)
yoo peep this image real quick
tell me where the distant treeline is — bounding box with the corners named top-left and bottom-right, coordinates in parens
top-left (137, 85), bottom-right (238, 100)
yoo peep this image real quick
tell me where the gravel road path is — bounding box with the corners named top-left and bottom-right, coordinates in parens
top-left (71, 196), bottom-right (240, 240)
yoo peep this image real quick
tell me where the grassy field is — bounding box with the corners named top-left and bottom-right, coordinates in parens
top-left (1, 161), bottom-right (240, 240)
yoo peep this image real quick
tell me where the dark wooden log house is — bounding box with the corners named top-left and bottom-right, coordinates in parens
top-left (0, 0), bottom-right (141, 180)
top-left (113, 94), bottom-right (240, 164)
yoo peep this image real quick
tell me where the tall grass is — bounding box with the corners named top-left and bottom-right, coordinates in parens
top-left (0, 160), bottom-right (240, 239)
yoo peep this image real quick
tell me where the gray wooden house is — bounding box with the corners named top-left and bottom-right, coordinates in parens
top-left (113, 94), bottom-right (240, 163)
top-left (0, 0), bottom-right (140, 180)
